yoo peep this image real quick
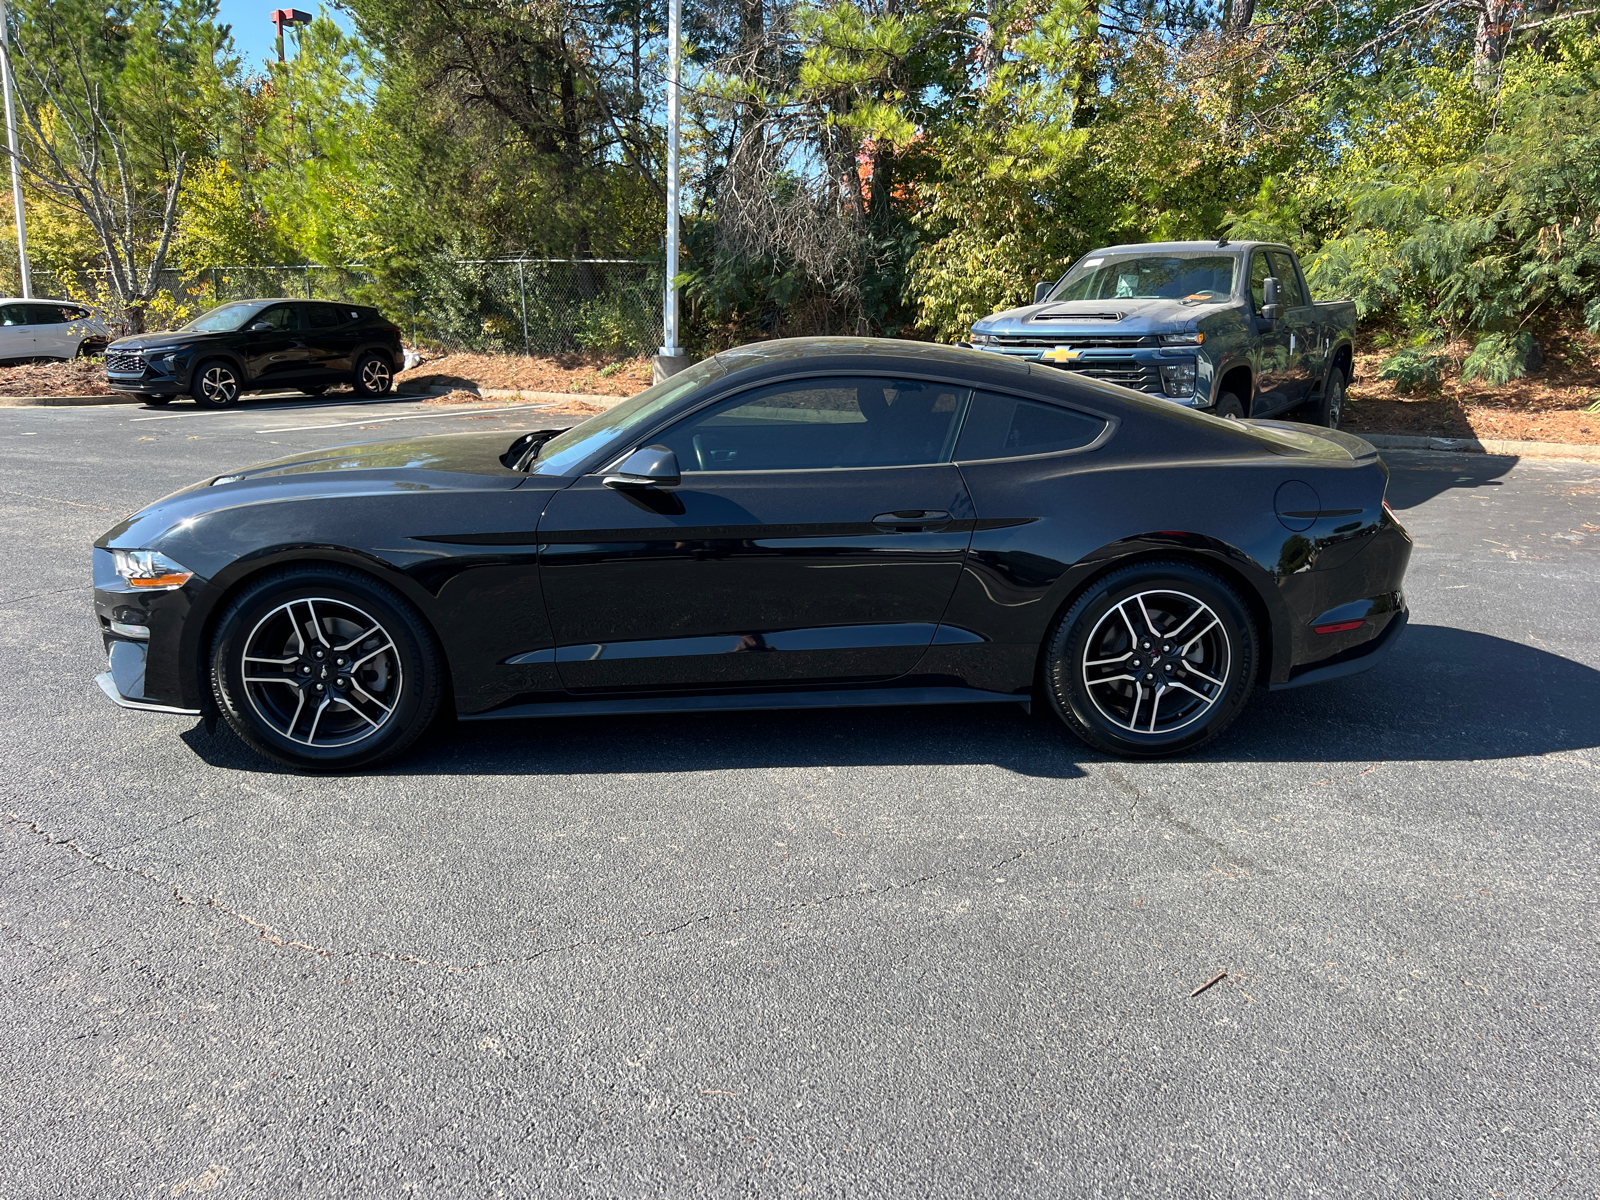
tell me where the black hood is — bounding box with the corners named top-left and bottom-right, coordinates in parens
top-left (108, 330), bottom-right (234, 352)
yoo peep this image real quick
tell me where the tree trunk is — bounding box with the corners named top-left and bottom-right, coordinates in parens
top-left (981, 0), bottom-right (1003, 82)
top-left (1474, 0), bottom-right (1511, 89)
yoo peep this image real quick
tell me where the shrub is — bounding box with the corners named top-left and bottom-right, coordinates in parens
top-left (1377, 344), bottom-right (1451, 392)
top-left (1461, 331), bottom-right (1539, 387)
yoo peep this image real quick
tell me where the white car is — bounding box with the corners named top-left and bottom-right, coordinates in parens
top-left (0, 298), bottom-right (112, 362)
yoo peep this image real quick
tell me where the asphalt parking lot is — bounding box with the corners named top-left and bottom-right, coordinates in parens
top-left (2, 395), bottom-right (1597, 1198)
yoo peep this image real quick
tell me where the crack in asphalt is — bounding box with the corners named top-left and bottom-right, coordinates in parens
top-left (4, 809), bottom-right (1098, 976)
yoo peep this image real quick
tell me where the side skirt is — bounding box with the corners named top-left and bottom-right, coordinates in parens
top-left (461, 685), bottom-right (1031, 722)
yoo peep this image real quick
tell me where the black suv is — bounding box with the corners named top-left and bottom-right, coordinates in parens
top-left (104, 298), bottom-right (405, 407)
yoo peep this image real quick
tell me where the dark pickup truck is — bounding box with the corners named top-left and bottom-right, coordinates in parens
top-left (965, 240), bottom-right (1357, 427)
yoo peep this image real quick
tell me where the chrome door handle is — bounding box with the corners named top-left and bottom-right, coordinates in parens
top-left (872, 509), bottom-right (952, 533)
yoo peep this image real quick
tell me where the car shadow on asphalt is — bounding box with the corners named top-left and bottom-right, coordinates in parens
top-left (1384, 452), bottom-right (1516, 509)
top-left (179, 624), bottom-right (1598, 776)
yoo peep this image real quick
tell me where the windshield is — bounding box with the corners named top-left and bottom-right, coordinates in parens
top-left (179, 302), bottom-right (265, 333)
top-left (1048, 254), bottom-right (1236, 304)
top-left (527, 356), bottom-right (728, 476)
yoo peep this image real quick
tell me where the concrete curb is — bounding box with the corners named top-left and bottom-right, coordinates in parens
top-left (404, 384), bottom-right (630, 408)
top-left (0, 393), bottom-right (139, 406)
top-left (1360, 432), bottom-right (1600, 462)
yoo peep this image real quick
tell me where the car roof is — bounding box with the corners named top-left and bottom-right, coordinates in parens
top-left (217, 297), bottom-right (364, 305)
top-left (1086, 241), bottom-right (1287, 256)
top-left (0, 297), bottom-right (91, 306)
top-left (712, 335), bottom-right (1035, 378)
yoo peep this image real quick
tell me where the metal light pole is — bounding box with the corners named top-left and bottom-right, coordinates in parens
top-left (0, 1), bottom-right (31, 298)
top-left (653, 0), bottom-right (686, 380)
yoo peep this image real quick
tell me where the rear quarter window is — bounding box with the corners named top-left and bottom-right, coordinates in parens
top-left (955, 391), bottom-right (1108, 461)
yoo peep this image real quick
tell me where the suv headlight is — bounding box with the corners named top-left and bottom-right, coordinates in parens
top-left (1160, 332), bottom-right (1203, 345)
top-left (1159, 362), bottom-right (1198, 397)
top-left (112, 549), bottom-right (193, 590)
top-left (969, 331), bottom-right (995, 347)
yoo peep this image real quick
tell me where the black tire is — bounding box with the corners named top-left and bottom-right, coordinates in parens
top-left (210, 565), bottom-right (443, 771)
top-left (1212, 391), bottom-right (1245, 420)
top-left (352, 352), bottom-right (394, 397)
top-left (1313, 369), bottom-right (1346, 429)
top-left (1043, 559), bottom-right (1258, 758)
top-left (192, 359), bottom-right (242, 408)
top-left (138, 393), bottom-right (175, 406)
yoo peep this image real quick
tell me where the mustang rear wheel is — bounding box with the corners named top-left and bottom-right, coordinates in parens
top-left (210, 566), bottom-right (442, 771)
top-left (1044, 560), bottom-right (1257, 757)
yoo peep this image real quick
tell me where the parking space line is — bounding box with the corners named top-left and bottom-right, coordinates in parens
top-left (254, 402), bottom-right (559, 434)
top-left (127, 395), bottom-right (430, 424)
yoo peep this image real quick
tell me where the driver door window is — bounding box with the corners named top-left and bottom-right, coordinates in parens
top-left (654, 377), bottom-right (968, 472)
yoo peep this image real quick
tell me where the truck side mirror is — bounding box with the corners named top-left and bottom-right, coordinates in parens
top-left (1261, 276), bottom-right (1282, 322)
top-left (1034, 280), bottom-right (1052, 305)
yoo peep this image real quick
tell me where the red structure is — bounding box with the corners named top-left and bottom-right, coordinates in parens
top-left (270, 8), bottom-right (313, 62)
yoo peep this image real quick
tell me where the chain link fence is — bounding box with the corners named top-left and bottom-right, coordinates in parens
top-left (21, 259), bottom-right (665, 358)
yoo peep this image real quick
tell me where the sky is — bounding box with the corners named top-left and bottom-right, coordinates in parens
top-left (213, 1), bottom-right (357, 73)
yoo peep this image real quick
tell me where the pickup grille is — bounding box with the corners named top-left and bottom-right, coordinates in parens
top-left (993, 334), bottom-right (1153, 349)
top-left (1044, 357), bottom-right (1162, 393)
top-left (105, 349), bottom-right (144, 374)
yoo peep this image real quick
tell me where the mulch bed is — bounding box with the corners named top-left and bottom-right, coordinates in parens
top-left (1343, 322), bottom-right (1600, 445)
top-left (0, 359), bottom-right (115, 396)
top-left (397, 352), bottom-right (653, 397)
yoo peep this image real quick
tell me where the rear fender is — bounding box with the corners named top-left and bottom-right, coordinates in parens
top-left (1038, 532), bottom-right (1293, 686)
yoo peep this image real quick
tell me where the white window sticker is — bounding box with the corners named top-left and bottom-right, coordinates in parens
top-left (1083, 257), bottom-right (1104, 268)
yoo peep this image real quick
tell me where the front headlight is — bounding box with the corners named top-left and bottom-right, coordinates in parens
top-left (1159, 362), bottom-right (1198, 397)
top-left (1160, 332), bottom-right (1203, 346)
top-left (969, 331), bottom-right (995, 347)
top-left (112, 549), bottom-right (194, 590)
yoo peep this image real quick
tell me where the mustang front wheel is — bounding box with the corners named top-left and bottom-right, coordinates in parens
top-left (210, 566), bottom-right (442, 770)
top-left (1044, 561), bottom-right (1257, 757)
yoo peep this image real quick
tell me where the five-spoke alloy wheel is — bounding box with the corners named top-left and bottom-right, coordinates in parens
top-left (211, 566), bottom-right (441, 770)
top-left (1044, 560), bottom-right (1257, 757)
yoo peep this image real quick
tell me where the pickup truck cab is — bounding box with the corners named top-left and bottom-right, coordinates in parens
top-left (965, 241), bottom-right (1357, 426)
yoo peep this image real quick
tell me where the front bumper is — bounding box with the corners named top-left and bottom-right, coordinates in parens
top-left (970, 344), bottom-right (1208, 406)
top-left (95, 640), bottom-right (200, 714)
top-left (105, 352), bottom-right (192, 394)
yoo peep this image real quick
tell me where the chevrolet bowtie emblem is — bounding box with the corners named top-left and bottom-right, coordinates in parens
top-left (1042, 347), bottom-right (1081, 362)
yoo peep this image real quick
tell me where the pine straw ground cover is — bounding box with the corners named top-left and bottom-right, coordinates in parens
top-left (0, 358), bottom-right (115, 396)
top-left (398, 352), bottom-right (653, 398)
top-left (1342, 322), bottom-right (1600, 446)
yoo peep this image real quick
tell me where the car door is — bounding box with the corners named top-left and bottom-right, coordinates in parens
top-left (1248, 249), bottom-right (1295, 415)
top-left (24, 304), bottom-right (74, 358)
top-left (240, 303), bottom-right (311, 385)
top-left (1269, 250), bottom-right (1317, 409)
top-left (302, 302), bottom-right (357, 377)
top-left (536, 374), bottom-right (976, 692)
top-left (0, 304), bottom-right (33, 359)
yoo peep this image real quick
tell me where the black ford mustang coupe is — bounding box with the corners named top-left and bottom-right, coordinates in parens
top-left (92, 338), bottom-right (1411, 770)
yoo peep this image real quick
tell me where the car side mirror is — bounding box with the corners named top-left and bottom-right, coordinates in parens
top-left (604, 445), bottom-right (680, 489)
top-left (247, 320), bottom-right (271, 332)
top-left (1261, 277), bottom-right (1281, 322)
top-left (1033, 280), bottom-right (1052, 305)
